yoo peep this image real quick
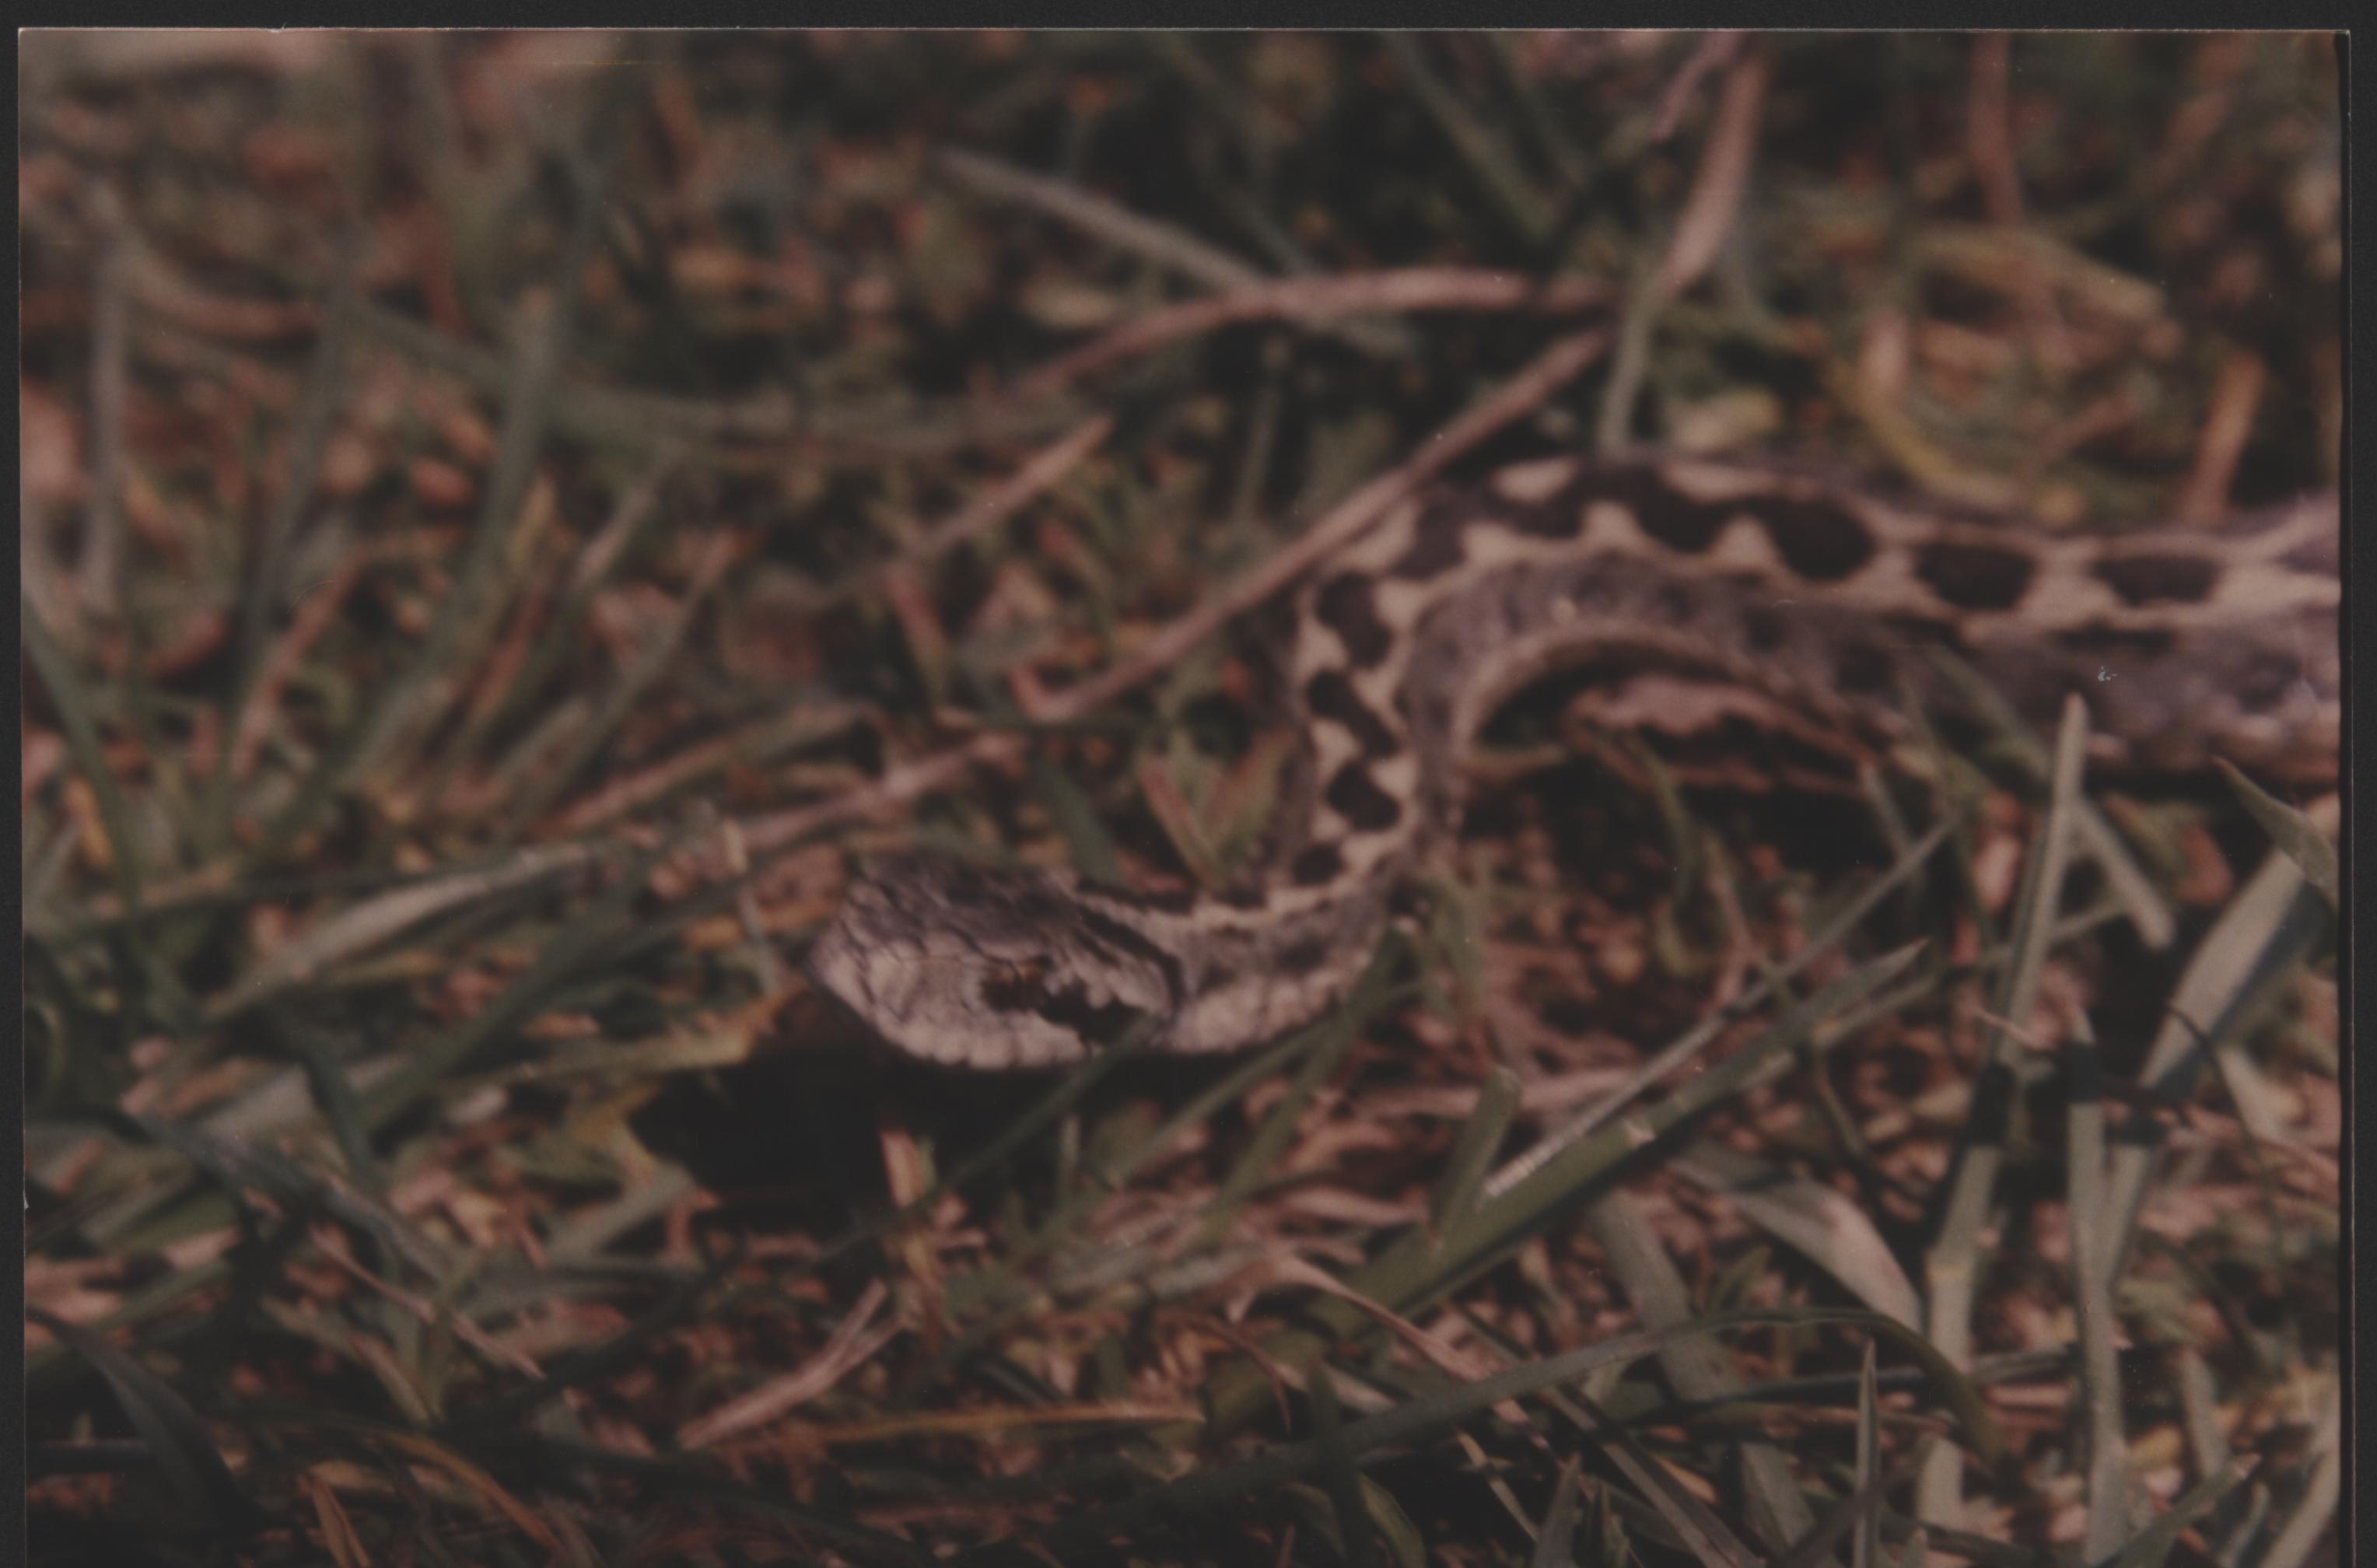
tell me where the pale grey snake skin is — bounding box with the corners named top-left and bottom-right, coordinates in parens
top-left (808, 453), bottom-right (2338, 1069)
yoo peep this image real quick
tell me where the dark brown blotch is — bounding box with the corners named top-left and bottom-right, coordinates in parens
top-left (1740, 604), bottom-right (1787, 653)
top-left (1507, 494), bottom-right (1591, 540)
top-left (1304, 670), bottom-right (1401, 756)
top-left (2055, 625), bottom-right (2178, 662)
top-left (1654, 581), bottom-right (1701, 623)
top-left (978, 957), bottom-right (1153, 1050)
top-left (2094, 552), bottom-right (2221, 607)
top-left (1388, 512), bottom-right (1469, 579)
top-left (1634, 506), bottom-right (1729, 553)
top-left (1593, 464), bottom-right (1727, 554)
top-left (1915, 541), bottom-right (2036, 612)
top-left (1291, 843), bottom-right (1346, 887)
top-left (1324, 761), bottom-right (1404, 833)
top-left (935, 863), bottom-right (992, 908)
top-left (1035, 986), bottom-right (1147, 1049)
top-left (1079, 908), bottom-right (1186, 1001)
top-left (1760, 498), bottom-right (1879, 581)
top-left (1314, 572), bottom-right (1395, 668)
top-left (1276, 936), bottom-right (1332, 977)
top-left (1594, 464), bottom-right (1884, 573)
top-left (1831, 635), bottom-right (1899, 695)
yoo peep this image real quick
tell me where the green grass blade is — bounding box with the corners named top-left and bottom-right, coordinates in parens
top-left (2214, 758), bottom-right (2336, 908)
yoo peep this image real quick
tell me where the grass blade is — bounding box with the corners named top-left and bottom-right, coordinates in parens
top-left (1428, 1065), bottom-right (1521, 1238)
top-left (1672, 1141), bottom-right (1923, 1330)
top-left (1588, 1187), bottom-right (1815, 1559)
top-left (2067, 1011), bottom-right (2131, 1562)
top-left (2214, 758), bottom-right (2336, 908)
top-left (1532, 1454), bottom-right (1587, 1568)
top-left (2249, 1390), bottom-right (2339, 1568)
top-left (2101, 851), bottom-right (2327, 1293)
top-left (1197, 939), bottom-right (1933, 1442)
top-left (2105, 1454), bottom-right (2254, 1568)
top-left (1855, 1340), bottom-right (1882, 1568)
top-left (1920, 694), bottom-right (2089, 1522)
top-left (28, 1307), bottom-right (260, 1535)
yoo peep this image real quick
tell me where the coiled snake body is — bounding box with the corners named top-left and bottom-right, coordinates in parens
top-left (809, 453), bottom-right (2338, 1069)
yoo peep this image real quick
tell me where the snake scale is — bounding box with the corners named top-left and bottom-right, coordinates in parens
top-left (809, 453), bottom-right (2338, 1069)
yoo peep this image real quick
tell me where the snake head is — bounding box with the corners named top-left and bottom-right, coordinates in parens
top-left (806, 855), bottom-right (1180, 1069)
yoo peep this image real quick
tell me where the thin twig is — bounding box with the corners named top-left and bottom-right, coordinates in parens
top-left (1010, 270), bottom-right (1611, 402)
top-left (933, 144), bottom-right (1406, 361)
top-left (229, 541), bottom-right (378, 781)
top-left (1043, 327), bottom-right (1611, 726)
top-left (787, 414), bottom-right (1115, 618)
top-left (677, 1279), bottom-right (896, 1450)
top-left (1650, 32), bottom-right (1746, 142)
top-left (1651, 45), bottom-right (1770, 301)
top-left (77, 201), bottom-right (134, 620)
top-left (1966, 34), bottom-right (2074, 375)
top-left (1600, 46), bottom-right (1769, 450)
top-left (553, 702), bottom-right (866, 837)
top-left (1966, 34), bottom-right (2025, 229)
top-left (2175, 347), bottom-right (2266, 523)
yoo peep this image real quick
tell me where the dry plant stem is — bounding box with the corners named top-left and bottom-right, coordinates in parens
top-left (431, 453), bottom-right (679, 803)
top-left (933, 144), bottom-right (1404, 361)
top-left (1009, 269), bottom-right (1612, 401)
top-left (1966, 35), bottom-right (2026, 229)
top-left (1651, 47), bottom-right (1770, 301)
top-left (452, 535), bottom-right (566, 742)
top-left (739, 327), bottom-right (1610, 856)
top-left (903, 414), bottom-right (1113, 566)
top-left (1650, 32), bottom-right (1745, 142)
top-left (78, 218), bottom-right (133, 620)
top-left (1599, 47), bottom-right (1768, 451)
top-left (677, 1279), bottom-right (895, 1449)
top-left (779, 413), bottom-right (1116, 619)
top-left (491, 527), bottom-right (747, 836)
top-left (1044, 327), bottom-right (1612, 724)
top-left (124, 230), bottom-right (322, 342)
top-left (1966, 34), bottom-right (2074, 375)
top-left (2175, 348), bottom-right (2267, 523)
top-left (934, 145), bottom-right (1270, 292)
top-left (554, 702), bottom-right (865, 836)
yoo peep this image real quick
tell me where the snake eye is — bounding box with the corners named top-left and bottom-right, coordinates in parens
top-left (978, 957), bottom-right (1051, 1013)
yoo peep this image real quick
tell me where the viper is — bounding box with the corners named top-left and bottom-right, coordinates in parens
top-left (808, 453), bottom-right (2338, 1069)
